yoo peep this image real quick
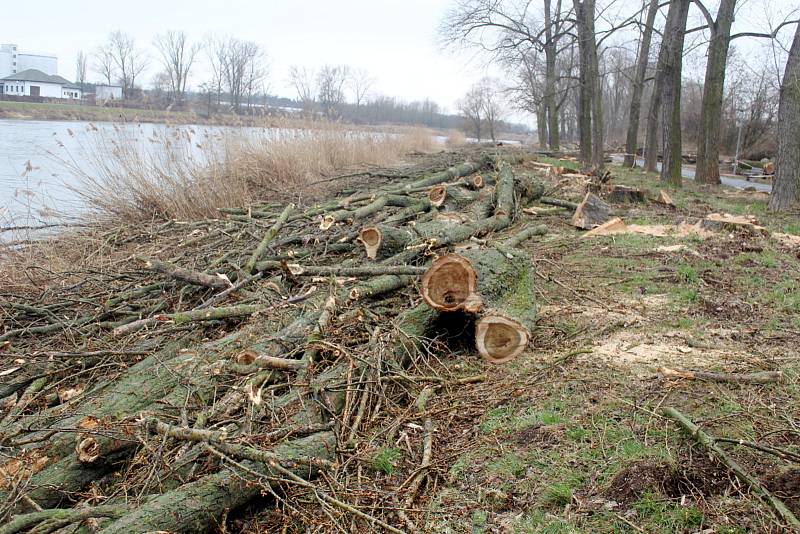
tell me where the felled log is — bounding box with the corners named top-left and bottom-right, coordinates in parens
top-left (358, 225), bottom-right (414, 260)
top-left (658, 367), bottom-right (783, 384)
top-left (419, 246), bottom-right (536, 363)
top-left (140, 258), bottom-right (231, 290)
top-left (97, 432), bottom-right (337, 534)
top-left (571, 192), bottom-right (611, 230)
top-left (242, 203), bottom-right (295, 273)
top-left (663, 407), bottom-right (800, 528)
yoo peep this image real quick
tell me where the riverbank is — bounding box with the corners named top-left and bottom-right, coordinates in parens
top-left (2, 148), bottom-right (800, 532)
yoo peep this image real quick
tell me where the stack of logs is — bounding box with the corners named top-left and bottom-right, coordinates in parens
top-left (0, 152), bottom-right (547, 533)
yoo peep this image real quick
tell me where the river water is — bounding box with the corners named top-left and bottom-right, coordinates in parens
top-left (0, 119), bottom-right (284, 230)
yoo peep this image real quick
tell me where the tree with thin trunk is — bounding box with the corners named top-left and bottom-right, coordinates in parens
top-left (289, 66), bottom-right (316, 111)
top-left (154, 31), bottom-right (201, 107)
top-left (317, 65), bottom-right (349, 118)
top-left (543, 0), bottom-right (565, 150)
top-left (624, 0), bottom-right (659, 167)
top-left (479, 78), bottom-right (504, 143)
top-left (659, 0), bottom-right (691, 186)
top-left (218, 38), bottom-right (265, 113)
top-left (768, 23), bottom-right (800, 211)
top-left (100, 31), bottom-right (148, 99)
top-left (94, 46), bottom-right (115, 86)
top-left (439, 0), bottom-right (567, 150)
top-left (348, 68), bottom-right (374, 107)
top-left (458, 85), bottom-right (484, 141)
top-left (694, 0), bottom-right (737, 185)
top-left (76, 51), bottom-right (88, 87)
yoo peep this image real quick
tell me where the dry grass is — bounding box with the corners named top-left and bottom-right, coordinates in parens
top-left (446, 129), bottom-right (467, 147)
top-left (55, 120), bottom-right (438, 222)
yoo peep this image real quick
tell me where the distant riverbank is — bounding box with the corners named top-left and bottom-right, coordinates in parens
top-left (0, 100), bottom-right (293, 127)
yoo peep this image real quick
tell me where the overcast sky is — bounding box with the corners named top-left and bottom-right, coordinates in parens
top-left (0, 1), bottom-right (487, 114)
top-left (1, 0), bottom-right (797, 124)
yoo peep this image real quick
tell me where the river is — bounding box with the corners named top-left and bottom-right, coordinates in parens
top-left (0, 119), bottom-right (242, 227)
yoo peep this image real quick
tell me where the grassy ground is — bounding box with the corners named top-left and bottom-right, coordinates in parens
top-left (404, 158), bottom-right (800, 533)
top-left (0, 100), bottom-right (205, 123)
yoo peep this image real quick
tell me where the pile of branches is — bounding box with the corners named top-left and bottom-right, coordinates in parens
top-left (0, 148), bottom-right (547, 533)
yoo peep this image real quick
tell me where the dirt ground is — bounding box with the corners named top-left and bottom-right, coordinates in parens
top-left (384, 156), bottom-right (800, 533)
top-left (2, 148), bottom-right (800, 533)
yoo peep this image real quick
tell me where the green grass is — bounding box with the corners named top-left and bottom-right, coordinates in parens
top-left (633, 493), bottom-right (704, 532)
top-left (370, 447), bottom-right (402, 475)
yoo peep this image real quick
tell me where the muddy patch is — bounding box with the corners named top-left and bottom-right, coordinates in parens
top-left (765, 469), bottom-right (800, 516)
top-left (602, 456), bottom-right (733, 508)
top-left (511, 424), bottom-right (563, 449)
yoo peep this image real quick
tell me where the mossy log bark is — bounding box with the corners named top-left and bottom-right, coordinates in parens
top-left (97, 432), bottom-right (336, 534)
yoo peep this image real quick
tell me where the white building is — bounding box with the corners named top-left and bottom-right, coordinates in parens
top-left (95, 84), bottom-right (123, 100)
top-left (0, 44), bottom-right (58, 78)
top-left (0, 69), bottom-right (81, 100)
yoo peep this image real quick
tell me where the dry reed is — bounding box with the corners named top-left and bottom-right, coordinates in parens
top-left (56, 120), bottom-right (438, 222)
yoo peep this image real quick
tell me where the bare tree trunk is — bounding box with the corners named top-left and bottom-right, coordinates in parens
top-left (537, 103), bottom-right (549, 148)
top-left (695, 0), bottom-right (737, 185)
top-left (769, 23), bottom-right (800, 211)
top-left (574, 0), bottom-right (594, 166)
top-left (659, 0), bottom-right (690, 187)
top-left (590, 36), bottom-right (605, 169)
top-left (544, 0), bottom-right (561, 150)
top-left (624, 0), bottom-right (659, 167)
top-left (644, 85), bottom-right (662, 171)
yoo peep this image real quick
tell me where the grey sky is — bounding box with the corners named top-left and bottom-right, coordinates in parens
top-left (1, 0), bottom-right (797, 124)
top-left (1, 0), bottom-right (484, 114)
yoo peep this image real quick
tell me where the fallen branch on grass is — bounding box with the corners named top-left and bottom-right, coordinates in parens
top-left (662, 406), bottom-right (800, 528)
top-left (658, 367), bottom-right (783, 384)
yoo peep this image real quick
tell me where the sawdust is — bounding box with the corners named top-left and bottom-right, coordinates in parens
top-left (591, 329), bottom-right (738, 375)
top-left (582, 218), bottom-right (715, 239)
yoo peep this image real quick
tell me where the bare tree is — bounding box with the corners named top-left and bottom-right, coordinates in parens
top-left (348, 68), bottom-right (375, 107)
top-left (317, 65), bottom-right (350, 117)
top-left (76, 51), bottom-right (88, 87)
top-left (573, 0), bottom-right (605, 168)
top-left (658, 0), bottom-right (691, 186)
top-left (288, 65), bottom-right (316, 110)
top-left (440, 0), bottom-right (570, 150)
top-left (99, 31), bottom-right (148, 98)
top-left (694, 0), bottom-right (738, 184)
top-left (154, 31), bottom-right (201, 107)
top-left (480, 78), bottom-right (505, 143)
top-left (94, 46), bottom-right (115, 86)
top-left (458, 83), bottom-right (485, 141)
top-left (623, 0), bottom-right (659, 167)
top-left (769, 23), bottom-right (800, 211)
top-left (205, 37), bottom-right (226, 110)
top-left (218, 38), bottom-right (266, 113)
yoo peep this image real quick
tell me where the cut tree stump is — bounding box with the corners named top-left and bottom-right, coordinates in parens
top-left (571, 192), bottom-right (611, 229)
top-left (605, 185), bottom-right (646, 204)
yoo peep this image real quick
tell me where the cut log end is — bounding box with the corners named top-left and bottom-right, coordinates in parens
top-left (472, 175), bottom-right (484, 188)
top-left (428, 185), bottom-right (447, 207)
top-left (358, 226), bottom-right (382, 260)
top-left (320, 215), bottom-right (335, 231)
top-left (475, 315), bottom-right (529, 364)
top-left (420, 255), bottom-right (482, 313)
